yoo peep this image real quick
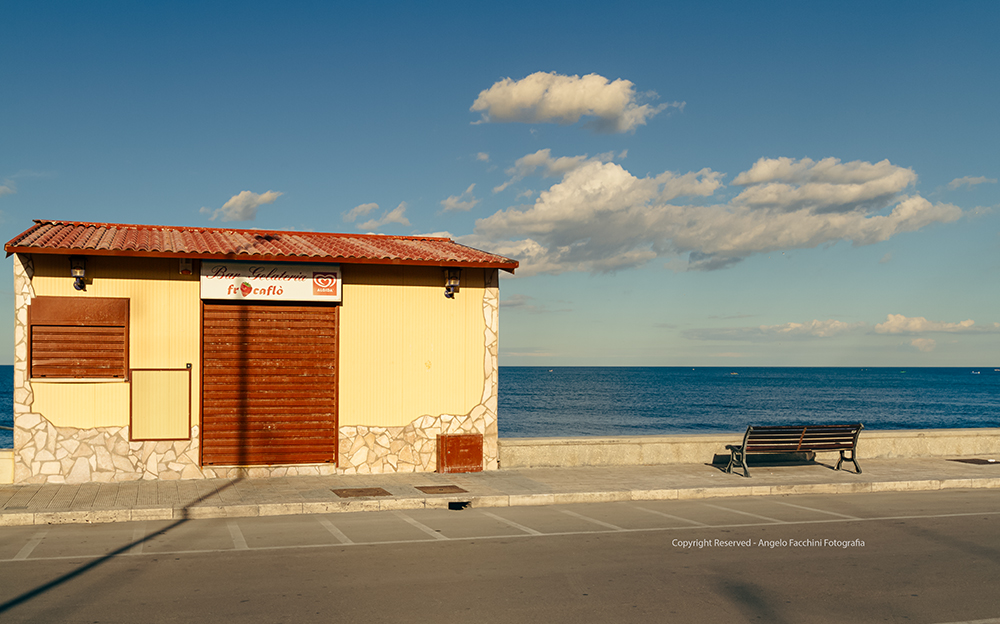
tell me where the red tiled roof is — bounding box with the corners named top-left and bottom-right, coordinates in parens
top-left (5, 220), bottom-right (518, 272)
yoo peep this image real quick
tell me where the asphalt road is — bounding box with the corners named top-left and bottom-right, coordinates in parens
top-left (1, 489), bottom-right (999, 623)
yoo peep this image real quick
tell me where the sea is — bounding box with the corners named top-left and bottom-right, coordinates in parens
top-left (1, 366), bottom-right (998, 448)
top-left (498, 367), bottom-right (1000, 438)
top-left (1, 366), bottom-right (12, 448)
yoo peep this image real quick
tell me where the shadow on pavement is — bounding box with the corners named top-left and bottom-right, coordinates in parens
top-left (0, 477), bottom-right (245, 615)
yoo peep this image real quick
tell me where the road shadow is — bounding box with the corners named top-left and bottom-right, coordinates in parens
top-left (0, 476), bottom-right (245, 615)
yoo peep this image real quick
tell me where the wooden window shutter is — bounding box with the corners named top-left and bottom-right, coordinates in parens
top-left (28, 297), bottom-right (129, 379)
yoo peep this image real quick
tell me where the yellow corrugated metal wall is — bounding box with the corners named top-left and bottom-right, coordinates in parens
top-left (339, 266), bottom-right (486, 428)
top-left (29, 256), bottom-right (486, 434)
top-left (29, 255), bottom-right (200, 433)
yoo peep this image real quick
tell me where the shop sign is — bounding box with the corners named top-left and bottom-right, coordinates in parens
top-left (200, 261), bottom-right (341, 302)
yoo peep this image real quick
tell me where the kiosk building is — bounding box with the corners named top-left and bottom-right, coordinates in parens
top-left (6, 220), bottom-right (517, 484)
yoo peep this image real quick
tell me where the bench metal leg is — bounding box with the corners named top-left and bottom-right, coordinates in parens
top-left (726, 448), bottom-right (750, 478)
top-left (836, 449), bottom-right (862, 474)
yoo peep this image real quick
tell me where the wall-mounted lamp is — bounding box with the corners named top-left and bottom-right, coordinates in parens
top-left (70, 256), bottom-right (87, 291)
top-left (444, 268), bottom-right (461, 298)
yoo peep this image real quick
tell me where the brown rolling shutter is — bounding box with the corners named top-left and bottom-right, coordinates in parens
top-left (201, 302), bottom-right (338, 466)
top-left (28, 297), bottom-right (129, 379)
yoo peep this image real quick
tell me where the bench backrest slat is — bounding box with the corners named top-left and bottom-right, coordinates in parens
top-left (741, 424), bottom-right (863, 453)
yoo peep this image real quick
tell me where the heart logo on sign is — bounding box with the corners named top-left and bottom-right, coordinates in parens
top-left (313, 272), bottom-right (338, 296)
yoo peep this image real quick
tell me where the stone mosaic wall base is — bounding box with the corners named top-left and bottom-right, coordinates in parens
top-left (12, 406), bottom-right (496, 483)
top-left (12, 410), bottom-right (344, 483)
top-left (339, 407), bottom-right (497, 474)
top-left (14, 413), bottom-right (203, 484)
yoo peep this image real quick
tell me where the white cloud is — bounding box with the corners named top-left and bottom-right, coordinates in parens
top-left (732, 157), bottom-right (918, 214)
top-left (0, 172), bottom-right (34, 198)
top-left (873, 314), bottom-right (999, 334)
top-left (682, 314), bottom-right (998, 344)
top-left (911, 338), bottom-right (937, 352)
top-left (509, 148), bottom-right (591, 177)
top-left (685, 319), bottom-right (865, 341)
top-left (948, 176), bottom-right (997, 190)
top-left (476, 152), bottom-right (490, 162)
top-left (879, 252), bottom-right (892, 264)
top-left (202, 190), bottom-right (282, 222)
top-left (733, 156), bottom-right (908, 186)
top-left (0, 170), bottom-right (56, 201)
top-left (501, 293), bottom-right (571, 314)
top-left (501, 348), bottom-right (558, 357)
top-left (359, 201), bottom-right (410, 230)
top-left (440, 184), bottom-right (480, 212)
top-left (417, 230), bottom-right (455, 239)
top-left (464, 155), bottom-right (961, 276)
top-left (501, 294), bottom-right (543, 313)
top-left (763, 320), bottom-right (862, 337)
top-left (344, 202), bottom-right (379, 223)
top-left (470, 71), bottom-right (680, 133)
top-left (493, 148), bottom-right (610, 193)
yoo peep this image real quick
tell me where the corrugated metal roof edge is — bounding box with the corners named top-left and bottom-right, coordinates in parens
top-left (4, 220), bottom-right (519, 272)
top-left (14, 219), bottom-right (458, 243)
top-left (3, 245), bottom-right (518, 270)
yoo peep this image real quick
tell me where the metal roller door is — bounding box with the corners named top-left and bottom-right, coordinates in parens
top-left (201, 302), bottom-right (338, 466)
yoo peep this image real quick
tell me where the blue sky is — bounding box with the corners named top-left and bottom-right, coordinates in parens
top-left (2, 1), bottom-right (998, 366)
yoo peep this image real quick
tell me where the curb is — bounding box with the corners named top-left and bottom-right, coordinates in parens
top-left (2, 476), bottom-right (999, 527)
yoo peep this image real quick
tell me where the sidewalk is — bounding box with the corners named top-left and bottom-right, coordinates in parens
top-left (1, 457), bottom-right (999, 527)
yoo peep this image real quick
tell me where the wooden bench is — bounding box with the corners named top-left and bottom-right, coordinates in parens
top-left (725, 424), bottom-right (864, 477)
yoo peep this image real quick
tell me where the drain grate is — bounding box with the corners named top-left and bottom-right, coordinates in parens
top-left (332, 487), bottom-right (392, 498)
top-left (415, 485), bottom-right (468, 495)
top-left (948, 458), bottom-right (999, 465)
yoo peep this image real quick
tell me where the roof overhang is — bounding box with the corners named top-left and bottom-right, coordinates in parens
top-left (5, 220), bottom-right (519, 273)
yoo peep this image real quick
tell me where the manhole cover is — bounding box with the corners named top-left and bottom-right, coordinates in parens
top-left (332, 487), bottom-right (392, 498)
top-left (415, 485), bottom-right (468, 494)
top-left (948, 458), bottom-right (1000, 465)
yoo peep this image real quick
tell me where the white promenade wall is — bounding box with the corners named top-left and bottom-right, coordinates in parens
top-left (4, 429), bottom-right (998, 483)
top-left (498, 428), bottom-right (1000, 468)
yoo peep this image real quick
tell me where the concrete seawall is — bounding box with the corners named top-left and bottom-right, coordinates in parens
top-left (0, 449), bottom-right (12, 483)
top-left (498, 428), bottom-right (1000, 468)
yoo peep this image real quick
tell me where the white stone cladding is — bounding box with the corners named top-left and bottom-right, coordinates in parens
top-left (12, 254), bottom-right (34, 419)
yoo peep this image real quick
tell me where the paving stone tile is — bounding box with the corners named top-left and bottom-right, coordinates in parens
top-left (72, 483), bottom-right (101, 508)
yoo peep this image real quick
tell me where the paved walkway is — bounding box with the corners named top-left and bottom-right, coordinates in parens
top-left (2, 457), bottom-right (999, 526)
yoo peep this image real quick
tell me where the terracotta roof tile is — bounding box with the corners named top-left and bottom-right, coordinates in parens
top-left (5, 220), bottom-right (518, 272)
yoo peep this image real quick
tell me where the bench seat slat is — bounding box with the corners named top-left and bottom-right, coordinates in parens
top-left (745, 443), bottom-right (855, 452)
